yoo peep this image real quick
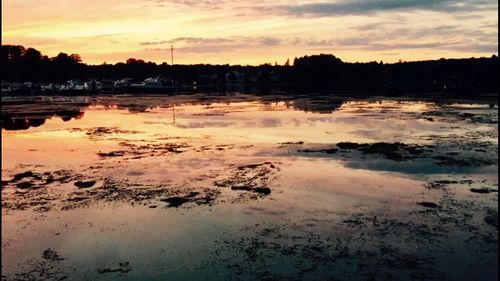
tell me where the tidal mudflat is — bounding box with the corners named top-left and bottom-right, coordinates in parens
top-left (1, 93), bottom-right (498, 281)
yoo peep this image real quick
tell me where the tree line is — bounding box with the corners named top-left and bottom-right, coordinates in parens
top-left (2, 45), bottom-right (498, 94)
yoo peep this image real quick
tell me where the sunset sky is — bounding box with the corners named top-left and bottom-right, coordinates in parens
top-left (2, 0), bottom-right (498, 65)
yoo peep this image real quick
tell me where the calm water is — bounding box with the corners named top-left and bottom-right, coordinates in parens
top-left (1, 93), bottom-right (498, 280)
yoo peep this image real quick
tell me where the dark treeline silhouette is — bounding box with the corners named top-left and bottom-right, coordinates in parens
top-left (2, 45), bottom-right (498, 94)
top-left (2, 108), bottom-right (85, 130)
top-left (291, 54), bottom-right (498, 93)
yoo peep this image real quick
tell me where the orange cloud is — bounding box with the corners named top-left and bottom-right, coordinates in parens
top-left (2, 0), bottom-right (497, 65)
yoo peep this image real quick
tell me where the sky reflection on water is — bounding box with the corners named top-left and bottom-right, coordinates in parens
top-left (1, 94), bottom-right (498, 281)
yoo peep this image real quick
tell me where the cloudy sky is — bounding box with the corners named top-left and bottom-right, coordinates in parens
top-left (2, 0), bottom-right (498, 65)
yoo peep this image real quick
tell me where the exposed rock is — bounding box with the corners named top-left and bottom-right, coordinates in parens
top-left (97, 151), bottom-right (125, 157)
top-left (417, 202), bottom-right (439, 208)
top-left (237, 162), bottom-right (276, 170)
top-left (42, 248), bottom-right (64, 261)
top-left (160, 196), bottom-right (190, 208)
top-left (279, 141), bottom-right (304, 145)
top-left (470, 188), bottom-right (497, 194)
top-left (10, 171), bottom-right (42, 182)
top-left (159, 190), bottom-right (217, 208)
top-left (74, 180), bottom-right (96, 188)
top-left (16, 182), bottom-right (36, 189)
top-left (231, 186), bottom-right (271, 195)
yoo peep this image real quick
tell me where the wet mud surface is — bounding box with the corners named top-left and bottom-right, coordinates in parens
top-left (1, 94), bottom-right (498, 280)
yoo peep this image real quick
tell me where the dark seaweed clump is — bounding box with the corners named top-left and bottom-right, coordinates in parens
top-left (297, 148), bottom-right (338, 154)
top-left (337, 142), bottom-right (425, 161)
top-left (74, 180), bottom-right (96, 188)
top-left (215, 162), bottom-right (279, 198)
top-left (160, 191), bottom-right (217, 208)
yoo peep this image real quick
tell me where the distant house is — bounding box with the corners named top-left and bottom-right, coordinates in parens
top-left (143, 77), bottom-right (162, 88)
top-left (1, 82), bottom-right (12, 93)
top-left (114, 78), bottom-right (133, 90)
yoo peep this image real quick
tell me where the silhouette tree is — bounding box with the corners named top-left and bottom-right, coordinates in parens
top-left (70, 54), bottom-right (82, 64)
top-left (2, 45), bottom-right (25, 62)
top-left (52, 52), bottom-right (81, 65)
top-left (126, 58), bottom-right (145, 64)
top-left (21, 48), bottom-right (43, 64)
